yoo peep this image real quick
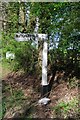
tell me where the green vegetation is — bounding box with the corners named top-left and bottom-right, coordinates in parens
top-left (0, 61), bottom-right (11, 79)
top-left (2, 86), bottom-right (26, 118)
top-left (52, 97), bottom-right (79, 118)
top-left (0, 103), bottom-right (2, 120)
top-left (67, 77), bottom-right (79, 89)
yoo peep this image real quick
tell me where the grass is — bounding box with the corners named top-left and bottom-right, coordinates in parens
top-left (67, 77), bottom-right (79, 89)
top-left (0, 103), bottom-right (2, 120)
top-left (0, 61), bottom-right (11, 119)
top-left (1, 60), bottom-right (26, 118)
top-left (52, 97), bottom-right (79, 118)
top-left (0, 61), bottom-right (11, 79)
top-left (2, 87), bottom-right (26, 119)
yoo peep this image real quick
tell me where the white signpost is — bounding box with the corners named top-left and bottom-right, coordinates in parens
top-left (15, 33), bottom-right (50, 105)
top-left (15, 14), bottom-right (50, 104)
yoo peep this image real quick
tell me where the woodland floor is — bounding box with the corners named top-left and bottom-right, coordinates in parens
top-left (2, 70), bottom-right (80, 119)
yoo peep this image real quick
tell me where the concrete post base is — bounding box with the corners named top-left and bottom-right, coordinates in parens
top-left (38, 97), bottom-right (51, 105)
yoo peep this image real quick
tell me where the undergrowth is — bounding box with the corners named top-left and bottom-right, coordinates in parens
top-left (52, 97), bottom-right (79, 119)
top-left (2, 86), bottom-right (26, 119)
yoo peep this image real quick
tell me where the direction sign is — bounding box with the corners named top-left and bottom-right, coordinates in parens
top-left (15, 33), bottom-right (48, 41)
top-left (15, 33), bottom-right (35, 41)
